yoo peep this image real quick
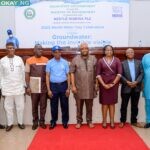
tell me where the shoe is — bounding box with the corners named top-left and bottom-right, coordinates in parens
top-left (0, 124), bottom-right (5, 129)
top-left (144, 123), bottom-right (150, 128)
top-left (88, 123), bottom-right (95, 128)
top-left (132, 122), bottom-right (143, 128)
top-left (63, 123), bottom-right (68, 129)
top-left (32, 123), bottom-right (38, 130)
top-left (6, 125), bottom-right (13, 132)
top-left (18, 124), bottom-right (25, 129)
top-left (49, 123), bottom-right (56, 129)
top-left (102, 122), bottom-right (107, 129)
top-left (75, 123), bottom-right (81, 129)
top-left (40, 123), bottom-right (47, 129)
top-left (119, 122), bottom-right (125, 128)
top-left (110, 122), bottom-right (115, 129)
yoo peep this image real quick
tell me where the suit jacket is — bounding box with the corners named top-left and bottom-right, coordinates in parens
top-left (121, 59), bottom-right (143, 93)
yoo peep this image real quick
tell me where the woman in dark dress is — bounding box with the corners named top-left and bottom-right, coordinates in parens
top-left (96, 45), bottom-right (122, 129)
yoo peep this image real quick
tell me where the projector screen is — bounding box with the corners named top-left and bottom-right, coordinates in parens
top-left (15, 0), bottom-right (129, 48)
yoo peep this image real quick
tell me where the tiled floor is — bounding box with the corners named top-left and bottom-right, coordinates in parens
top-left (0, 125), bottom-right (149, 150)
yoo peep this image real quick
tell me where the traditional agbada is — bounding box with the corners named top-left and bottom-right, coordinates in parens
top-left (70, 42), bottom-right (97, 129)
top-left (70, 55), bottom-right (97, 99)
top-left (0, 56), bottom-right (25, 96)
top-left (0, 42), bottom-right (25, 131)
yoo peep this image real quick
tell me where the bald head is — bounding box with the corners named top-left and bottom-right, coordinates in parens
top-left (79, 42), bottom-right (88, 49)
top-left (79, 42), bottom-right (89, 57)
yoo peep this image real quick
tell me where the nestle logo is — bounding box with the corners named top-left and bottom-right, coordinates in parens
top-left (0, 0), bottom-right (30, 6)
top-left (112, 6), bottom-right (123, 17)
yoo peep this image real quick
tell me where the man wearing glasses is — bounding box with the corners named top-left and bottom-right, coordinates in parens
top-left (0, 42), bottom-right (25, 131)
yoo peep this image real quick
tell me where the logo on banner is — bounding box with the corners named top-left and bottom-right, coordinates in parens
top-left (24, 8), bottom-right (35, 19)
top-left (112, 6), bottom-right (123, 17)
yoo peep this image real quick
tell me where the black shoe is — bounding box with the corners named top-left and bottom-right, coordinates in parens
top-left (63, 123), bottom-right (68, 129)
top-left (40, 123), bottom-right (47, 129)
top-left (32, 123), bottom-right (38, 130)
top-left (144, 123), bottom-right (150, 128)
top-left (18, 124), bottom-right (25, 129)
top-left (0, 124), bottom-right (5, 129)
top-left (49, 123), bottom-right (56, 129)
top-left (6, 125), bottom-right (13, 132)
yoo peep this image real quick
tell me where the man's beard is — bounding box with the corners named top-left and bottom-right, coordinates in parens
top-left (81, 52), bottom-right (88, 57)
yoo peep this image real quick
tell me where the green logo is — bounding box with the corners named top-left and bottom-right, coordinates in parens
top-left (0, 0), bottom-right (30, 6)
top-left (24, 8), bottom-right (36, 19)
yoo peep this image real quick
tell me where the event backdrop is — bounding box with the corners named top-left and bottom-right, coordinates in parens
top-left (15, 0), bottom-right (129, 48)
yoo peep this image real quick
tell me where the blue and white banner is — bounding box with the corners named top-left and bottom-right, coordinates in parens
top-left (15, 0), bottom-right (129, 48)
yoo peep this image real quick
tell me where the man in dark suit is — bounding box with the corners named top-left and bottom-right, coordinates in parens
top-left (119, 48), bottom-right (143, 128)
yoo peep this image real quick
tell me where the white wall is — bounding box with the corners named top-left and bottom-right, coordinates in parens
top-left (0, 1), bottom-right (150, 48)
top-left (129, 0), bottom-right (150, 47)
top-left (0, 7), bottom-right (15, 48)
top-left (0, 87), bottom-right (146, 125)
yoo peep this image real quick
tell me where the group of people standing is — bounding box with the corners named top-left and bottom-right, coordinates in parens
top-left (0, 42), bottom-right (150, 131)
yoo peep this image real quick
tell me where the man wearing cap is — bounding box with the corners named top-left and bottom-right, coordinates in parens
top-left (70, 42), bottom-right (97, 129)
top-left (6, 29), bottom-right (19, 49)
top-left (46, 45), bottom-right (70, 129)
top-left (25, 44), bottom-right (48, 130)
top-left (0, 42), bottom-right (25, 131)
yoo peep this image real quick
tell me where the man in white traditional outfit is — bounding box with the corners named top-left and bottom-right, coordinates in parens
top-left (0, 42), bottom-right (25, 131)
